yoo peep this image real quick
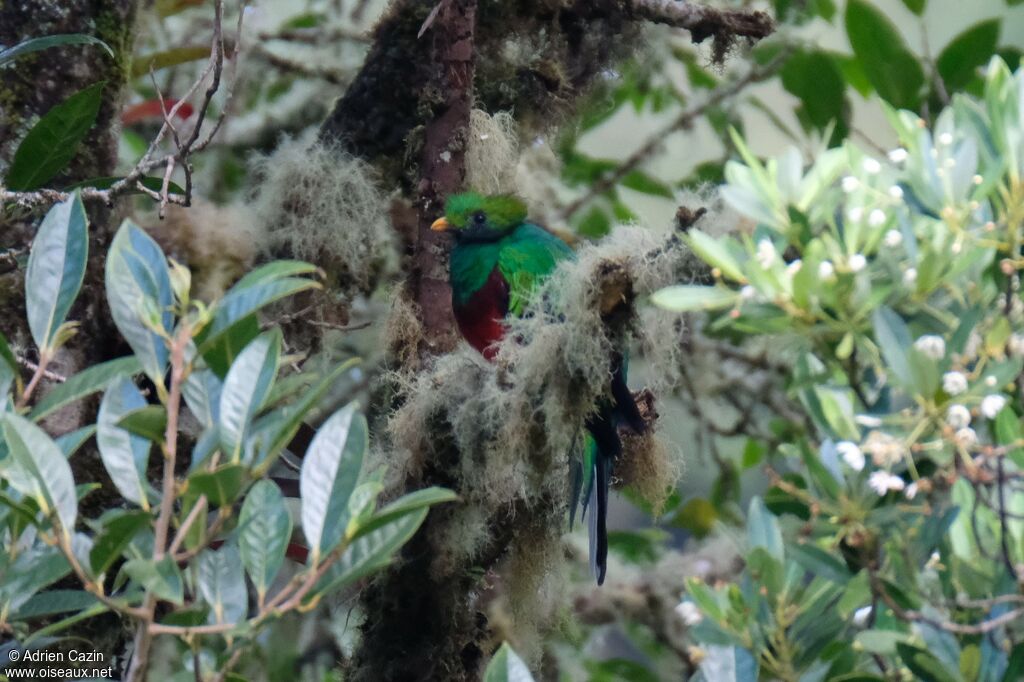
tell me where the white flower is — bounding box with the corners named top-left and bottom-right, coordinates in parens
top-left (862, 158), bottom-right (882, 174)
top-left (863, 430), bottom-right (904, 466)
top-left (847, 206), bottom-right (864, 222)
top-left (786, 259), bottom-right (803, 275)
top-left (939, 132), bottom-right (954, 146)
top-left (884, 229), bottom-right (903, 247)
top-left (888, 185), bottom-right (904, 199)
top-left (888, 148), bottom-right (908, 163)
top-left (981, 394), bottom-right (1007, 419)
top-left (842, 176), bottom-right (860, 193)
top-left (903, 268), bottom-right (918, 285)
top-left (946, 404), bottom-right (971, 429)
top-left (905, 482), bottom-right (919, 500)
top-left (914, 335), bottom-right (946, 360)
top-left (675, 601), bottom-right (703, 626)
top-left (853, 606), bottom-right (873, 627)
top-left (868, 208), bottom-right (886, 227)
top-left (836, 441), bottom-right (865, 471)
top-left (740, 285), bottom-right (757, 301)
top-left (985, 375), bottom-right (997, 387)
top-left (925, 551), bottom-right (941, 569)
top-left (818, 260), bottom-right (835, 279)
top-left (955, 427), bottom-right (978, 447)
top-left (1009, 333), bottom-right (1024, 358)
top-left (942, 372), bottom-right (968, 396)
top-left (848, 254), bottom-right (867, 273)
top-left (756, 239), bottom-right (777, 268)
top-left (869, 471), bottom-right (906, 495)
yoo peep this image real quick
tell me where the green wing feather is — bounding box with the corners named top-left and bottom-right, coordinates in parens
top-left (497, 223), bottom-right (574, 316)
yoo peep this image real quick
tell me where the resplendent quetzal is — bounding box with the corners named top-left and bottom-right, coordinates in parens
top-left (431, 192), bottom-right (645, 584)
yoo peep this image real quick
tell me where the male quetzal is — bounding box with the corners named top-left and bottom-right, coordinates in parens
top-left (431, 192), bottom-right (645, 584)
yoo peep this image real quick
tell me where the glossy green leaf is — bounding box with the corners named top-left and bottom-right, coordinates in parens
top-left (697, 645), bottom-right (759, 682)
top-left (25, 192), bottom-right (88, 350)
top-left (937, 20), bottom-right (1001, 92)
top-left (189, 464), bottom-right (247, 507)
top-left (0, 34), bottom-right (113, 67)
top-left (219, 330), bottom-right (280, 461)
top-left (29, 355), bottom-right (141, 421)
top-left (0, 413), bottom-right (76, 536)
top-left (124, 556), bottom-right (184, 605)
top-left (747, 496), bottom-right (783, 561)
top-left (116, 405), bottom-right (168, 443)
top-left (5, 82), bottom-right (107, 191)
top-left (685, 230), bottom-right (745, 282)
top-left (781, 49), bottom-right (848, 134)
top-left (899, 0), bottom-right (926, 14)
top-left (238, 479), bottom-right (291, 603)
top-left (97, 378), bottom-right (152, 508)
top-left (12, 589), bottom-right (98, 620)
top-left (845, 0), bottom-right (924, 109)
top-left (197, 544), bottom-right (246, 625)
top-left (300, 405), bottom-right (367, 560)
top-left (314, 506), bottom-right (428, 596)
top-left (55, 425), bottom-right (96, 458)
top-left (351, 487), bottom-right (458, 540)
top-left (89, 509), bottom-right (152, 575)
top-left (105, 221), bottom-right (174, 384)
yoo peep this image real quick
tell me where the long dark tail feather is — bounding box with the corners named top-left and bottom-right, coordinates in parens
top-left (586, 403), bottom-right (620, 586)
top-left (594, 445), bottom-right (610, 585)
top-left (610, 350), bottom-right (645, 434)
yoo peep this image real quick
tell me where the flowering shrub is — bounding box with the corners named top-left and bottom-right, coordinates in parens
top-left (654, 57), bottom-right (1024, 680)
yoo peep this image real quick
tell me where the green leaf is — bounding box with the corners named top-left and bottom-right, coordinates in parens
top-left (697, 645), bottom-right (759, 681)
top-left (789, 542), bottom-right (851, 584)
top-left (620, 170), bottom-right (674, 198)
top-left (116, 405), bottom-right (168, 443)
top-left (350, 486), bottom-right (458, 540)
top-left (105, 221), bottom-right (173, 384)
top-left (183, 366), bottom-right (222, 429)
top-left (897, 643), bottom-right (962, 682)
top-left (899, 0), bottom-right (926, 15)
top-left (856, 629), bottom-right (912, 654)
top-left (685, 230), bottom-right (745, 282)
top-left (89, 509), bottom-right (152, 575)
top-left (238, 480), bottom-right (290, 603)
top-left (55, 425), bottom-right (96, 458)
top-left (781, 49), bottom-right (848, 133)
top-left (197, 545), bottom-right (246, 625)
top-left (12, 589), bottom-right (98, 620)
top-left (188, 464), bottom-right (247, 507)
top-left (845, 0), bottom-right (925, 109)
top-left (0, 413), bottom-right (76, 536)
top-left (0, 34), bottom-right (113, 67)
top-left (937, 20), bottom-right (1000, 92)
top-left (124, 556), bottom-right (184, 605)
top-left (5, 82), bottom-right (107, 191)
top-left (650, 285), bottom-right (738, 312)
top-left (0, 545), bottom-right (71, 613)
top-left (300, 405), bottom-right (367, 561)
top-left (872, 306), bottom-right (914, 388)
top-left (29, 355), bottom-right (142, 421)
top-left (25, 192), bottom-right (88, 350)
top-left (483, 643), bottom-right (535, 682)
top-left (747, 496), bottom-right (783, 561)
top-left (97, 378), bottom-right (153, 508)
top-left (219, 330), bottom-right (280, 461)
top-left (314, 506), bottom-right (428, 596)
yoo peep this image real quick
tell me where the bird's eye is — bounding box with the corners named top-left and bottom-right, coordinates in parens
top-left (473, 212), bottom-right (486, 225)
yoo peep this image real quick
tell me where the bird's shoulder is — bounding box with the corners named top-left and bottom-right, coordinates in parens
top-left (498, 222), bottom-right (574, 273)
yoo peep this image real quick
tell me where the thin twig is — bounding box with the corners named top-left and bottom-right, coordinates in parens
top-left (559, 55), bottom-right (787, 221)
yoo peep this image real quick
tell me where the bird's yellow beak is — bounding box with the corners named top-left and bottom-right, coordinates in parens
top-left (430, 217), bottom-right (450, 232)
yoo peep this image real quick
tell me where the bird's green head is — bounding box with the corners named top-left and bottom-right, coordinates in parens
top-left (431, 192), bottom-right (528, 242)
